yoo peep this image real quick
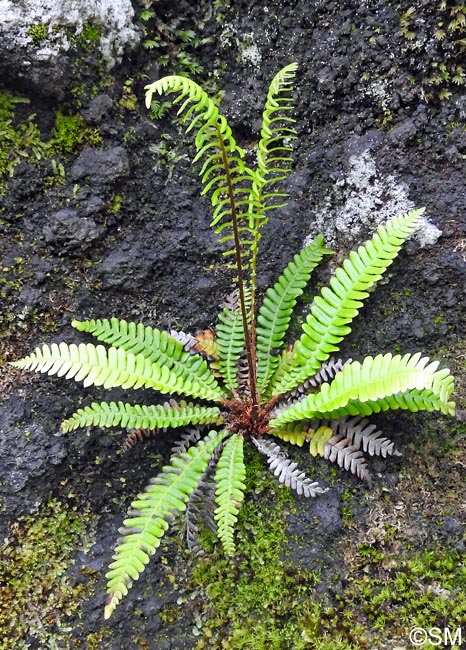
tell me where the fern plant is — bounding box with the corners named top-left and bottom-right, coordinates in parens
top-left (11, 63), bottom-right (455, 619)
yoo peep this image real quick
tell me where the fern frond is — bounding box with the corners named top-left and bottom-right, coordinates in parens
top-left (269, 209), bottom-right (424, 395)
top-left (72, 318), bottom-right (224, 400)
top-left (12, 342), bottom-right (224, 402)
top-left (322, 415), bottom-right (400, 457)
top-left (246, 62), bottom-right (298, 280)
top-left (215, 287), bottom-right (252, 391)
top-left (323, 436), bottom-right (369, 480)
top-left (144, 75), bottom-right (257, 269)
top-left (323, 387), bottom-right (456, 420)
top-left (104, 429), bottom-right (228, 619)
top-left (171, 426), bottom-right (205, 456)
top-left (254, 62), bottom-right (298, 211)
top-left (270, 422), bottom-right (313, 447)
top-left (214, 434), bottom-right (246, 555)
top-left (256, 235), bottom-right (332, 396)
top-left (270, 352), bottom-right (455, 427)
top-left (285, 357), bottom-right (351, 398)
top-left (61, 400), bottom-right (223, 433)
top-left (252, 436), bottom-right (328, 497)
top-left (122, 428), bottom-right (158, 453)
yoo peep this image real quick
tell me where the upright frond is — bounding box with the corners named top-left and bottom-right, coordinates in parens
top-left (145, 75), bottom-right (256, 269)
top-left (254, 61), bottom-right (298, 213)
top-left (214, 434), bottom-right (246, 555)
top-left (269, 210), bottom-right (424, 395)
top-left (104, 429), bottom-right (228, 619)
top-left (215, 288), bottom-right (252, 392)
top-left (256, 235), bottom-right (331, 396)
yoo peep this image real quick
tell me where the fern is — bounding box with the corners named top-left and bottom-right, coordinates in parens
top-left (214, 434), bottom-right (246, 554)
top-left (11, 64), bottom-right (456, 620)
top-left (61, 400), bottom-right (223, 433)
top-left (256, 234), bottom-right (331, 395)
top-left (268, 210), bottom-right (424, 396)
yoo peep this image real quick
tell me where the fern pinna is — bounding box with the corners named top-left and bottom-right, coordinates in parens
top-left (12, 63), bottom-right (455, 619)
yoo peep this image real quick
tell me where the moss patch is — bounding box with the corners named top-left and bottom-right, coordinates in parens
top-left (0, 499), bottom-right (97, 649)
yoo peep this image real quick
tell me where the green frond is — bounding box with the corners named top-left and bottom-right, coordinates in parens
top-left (256, 234), bottom-right (332, 396)
top-left (144, 75), bottom-right (257, 269)
top-left (268, 209), bottom-right (424, 396)
top-left (214, 434), bottom-right (246, 555)
top-left (12, 342), bottom-right (224, 402)
top-left (104, 429), bottom-right (228, 619)
top-left (309, 425), bottom-right (334, 457)
top-left (215, 288), bottom-right (252, 391)
top-left (319, 387), bottom-right (456, 420)
top-left (72, 318), bottom-right (224, 399)
top-left (61, 400), bottom-right (223, 433)
top-left (270, 352), bottom-right (455, 427)
top-left (254, 62), bottom-right (298, 212)
top-left (270, 422), bottom-right (310, 447)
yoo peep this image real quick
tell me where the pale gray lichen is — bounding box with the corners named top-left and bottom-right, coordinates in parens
top-left (304, 150), bottom-right (441, 250)
top-left (0, 0), bottom-right (140, 68)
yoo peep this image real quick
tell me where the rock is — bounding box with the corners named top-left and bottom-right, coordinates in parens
top-left (81, 94), bottom-right (114, 125)
top-left (0, 0), bottom-right (140, 98)
top-left (42, 208), bottom-right (104, 250)
top-left (70, 146), bottom-right (130, 185)
top-left (0, 396), bottom-right (67, 530)
top-left (386, 119), bottom-right (417, 147)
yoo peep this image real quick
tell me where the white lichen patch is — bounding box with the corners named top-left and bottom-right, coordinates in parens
top-left (304, 150), bottom-right (441, 249)
top-left (0, 0), bottom-right (140, 68)
top-left (238, 33), bottom-right (262, 66)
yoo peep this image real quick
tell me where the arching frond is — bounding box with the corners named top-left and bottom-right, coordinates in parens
top-left (72, 318), bottom-right (224, 399)
top-left (61, 400), bottom-right (223, 433)
top-left (11, 342), bottom-right (224, 402)
top-left (145, 74), bottom-right (257, 269)
top-left (104, 429), bottom-right (228, 619)
top-left (256, 234), bottom-right (331, 396)
top-left (252, 436), bottom-right (328, 497)
top-left (270, 352), bottom-right (455, 427)
top-left (254, 62), bottom-right (298, 211)
top-left (214, 434), bottom-right (246, 555)
top-left (269, 209), bottom-right (424, 396)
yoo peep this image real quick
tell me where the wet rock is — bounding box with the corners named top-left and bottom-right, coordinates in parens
top-left (42, 208), bottom-right (104, 250)
top-left (70, 146), bottom-right (130, 185)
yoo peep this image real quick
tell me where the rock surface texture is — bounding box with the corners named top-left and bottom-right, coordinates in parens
top-left (0, 0), bottom-right (139, 97)
top-left (0, 0), bottom-right (465, 648)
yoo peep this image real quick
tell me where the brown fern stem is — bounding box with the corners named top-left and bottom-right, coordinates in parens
top-left (216, 124), bottom-right (258, 407)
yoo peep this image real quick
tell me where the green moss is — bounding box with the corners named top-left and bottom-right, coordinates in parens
top-left (187, 454), bottom-right (324, 649)
top-left (0, 91), bottom-right (48, 194)
top-left (28, 23), bottom-right (48, 46)
top-left (0, 499), bottom-right (97, 649)
top-left (50, 111), bottom-right (102, 154)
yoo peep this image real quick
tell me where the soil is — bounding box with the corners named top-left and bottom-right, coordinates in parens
top-left (1, 1), bottom-right (465, 649)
